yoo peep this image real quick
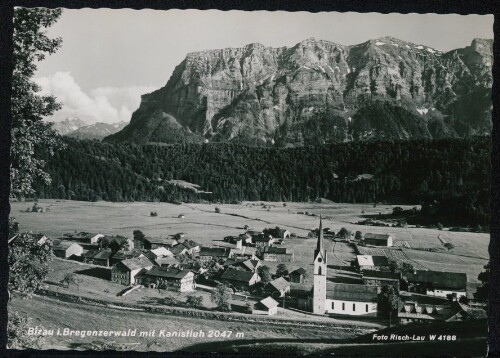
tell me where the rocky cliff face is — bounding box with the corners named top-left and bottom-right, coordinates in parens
top-left (106, 37), bottom-right (493, 145)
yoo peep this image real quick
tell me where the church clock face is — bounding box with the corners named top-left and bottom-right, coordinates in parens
top-left (317, 258), bottom-right (322, 262)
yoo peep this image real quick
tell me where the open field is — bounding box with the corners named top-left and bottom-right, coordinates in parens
top-left (11, 199), bottom-right (489, 283)
top-left (9, 294), bottom-right (376, 351)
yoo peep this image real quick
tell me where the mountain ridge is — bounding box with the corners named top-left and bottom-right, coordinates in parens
top-left (105, 37), bottom-right (493, 146)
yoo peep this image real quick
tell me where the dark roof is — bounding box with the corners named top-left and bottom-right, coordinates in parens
top-left (362, 270), bottom-right (400, 280)
top-left (399, 291), bottom-right (449, 305)
top-left (269, 277), bottom-right (290, 291)
top-left (112, 250), bottom-right (143, 261)
top-left (181, 239), bottom-right (200, 250)
top-left (262, 246), bottom-right (290, 254)
top-left (290, 267), bottom-right (307, 276)
top-left (406, 270), bottom-right (467, 290)
top-left (221, 268), bottom-right (256, 283)
top-left (254, 234), bottom-right (273, 242)
top-left (364, 233), bottom-right (391, 241)
top-left (264, 227), bottom-right (288, 238)
top-left (199, 247), bottom-right (232, 257)
top-left (326, 283), bottom-right (379, 302)
top-left (63, 232), bottom-right (100, 240)
top-left (119, 256), bottom-right (154, 271)
top-left (144, 236), bottom-right (172, 245)
top-left (93, 250), bottom-right (112, 260)
top-left (145, 267), bottom-right (192, 279)
top-left (170, 245), bottom-right (188, 255)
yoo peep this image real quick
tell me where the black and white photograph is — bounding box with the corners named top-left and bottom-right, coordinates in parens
top-left (3, 5), bottom-right (495, 356)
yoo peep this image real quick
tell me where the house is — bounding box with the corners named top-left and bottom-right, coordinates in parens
top-left (52, 240), bottom-right (83, 258)
top-left (233, 259), bottom-right (261, 272)
top-left (139, 267), bottom-right (195, 292)
top-left (268, 277), bottom-right (291, 297)
top-left (110, 250), bottom-right (144, 266)
top-left (364, 233), bottom-right (393, 247)
top-left (143, 237), bottom-right (174, 250)
top-left (261, 246), bottom-right (294, 262)
top-left (83, 249), bottom-right (113, 266)
top-left (143, 247), bottom-right (173, 262)
top-left (253, 297), bottom-right (279, 316)
top-left (34, 234), bottom-right (49, 245)
top-left (263, 227), bottom-right (291, 240)
top-left (253, 234), bottom-right (274, 248)
top-left (355, 255), bottom-right (390, 271)
top-left (405, 270), bottom-right (467, 299)
top-left (199, 247), bottom-right (233, 263)
top-left (111, 256), bottom-right (154, 286)
top-left (155, 256), bottom-right (180, 268)
top-left (178, 239), bottom-right (200, 255)
top-left (170, 245), bottom-right (189, 257)
top-left (362, 270), bottom-right (400, 290)
top-left (101, 236), bottom-right (134, 252)
top-left (289, 267), bottom-right (307, 283)
top-left (398, 292), bottom-right (465, 324)
top-left (221, 268), bottom-right (260, 290)
top-left (324, 283), bottom-right (379, 316)
top-left (232, 246), bottom-right (257, 260)
top-left (239, 233), bottom-right (253, 245)
top-left (62, 232), bottom-right (104, 244)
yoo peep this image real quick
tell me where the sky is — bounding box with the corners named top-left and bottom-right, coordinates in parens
top-left (33, 9), bottom-right (494, 125)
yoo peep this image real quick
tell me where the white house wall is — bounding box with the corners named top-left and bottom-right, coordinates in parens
top-left (325, 299), bottom-right (378, 316)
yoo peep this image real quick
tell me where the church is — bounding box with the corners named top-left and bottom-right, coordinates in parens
top-left (311, 217), bottom-right (379, 316)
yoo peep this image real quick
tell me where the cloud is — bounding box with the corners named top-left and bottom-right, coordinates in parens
top-left (34, 72), bottom-right (156, 124)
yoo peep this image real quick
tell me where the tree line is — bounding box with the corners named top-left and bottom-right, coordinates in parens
top-left (32, 136), bottom-right (490, 226)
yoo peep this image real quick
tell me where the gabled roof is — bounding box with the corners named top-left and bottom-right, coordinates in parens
top-left (144, 236), bottom-right (173, 245)
top-left (180, 239), bottom-right (200, 250)
top-left (254, 234), bottom-right (273, 242)
top-left (326, 283), bottom-right (379, 302)
top-left (259, 296), bottom-right (279, 309)
top-left (406, 270), bottom-right (467, 290)
top-left (93, 250), bottom-right (112, 260)
top-left (238, 259), bottom-right (260, 271)
top-left (170, 245), bottom-right (188, 255)
top-left (53, 240), bottom-right (81, 250)
top-left (263, 246), bottom-right (290, 254)
top-left (364, 233), bottom-right (392, 240)
top-left (150, 247), bottom-right (173, 257)
top-left (145, 267), bottom-right (192, 279)
top-left (119, 256), bottom-right (154, 271)
top-left (269, 277), bottom-right (290, 291)
top-left (221, 268), bottom-right (256, 283)
top-left (112, 250), bottom-right (143, 261)
top-left (356, 255), bottom-right (389, 267)
top-left (290, 267), bottom-right (307, 276)
top-left (362, 270), bottom-right (400, 280)
top-left (155, 256), bottom-right (180, 267)
top-left (199, 247), bottom-right (232, 257)
top-left (63, 232), bottom-right (102, 240)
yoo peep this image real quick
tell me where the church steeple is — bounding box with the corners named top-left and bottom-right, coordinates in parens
top-left (314, 215), bottom-right (325, 261)
top-left (312, 215), bottom-right (327, 314)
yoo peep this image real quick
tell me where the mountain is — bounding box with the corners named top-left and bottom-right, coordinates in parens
top-left (51, 118), bottom-right (88, 135)
top-left (105, 37), bottom-right (493, 146)
top-left (67, 121), bottom-right (128, 140)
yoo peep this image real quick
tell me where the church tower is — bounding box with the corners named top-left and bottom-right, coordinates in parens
top-left (312, 216), bottom-right (327, 314)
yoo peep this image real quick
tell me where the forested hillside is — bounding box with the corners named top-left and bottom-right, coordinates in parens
top-left (33, 137), bottom-right (490, 226)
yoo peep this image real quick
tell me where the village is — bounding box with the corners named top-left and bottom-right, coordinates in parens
top-left (17, 204), bottom-right (485, 325)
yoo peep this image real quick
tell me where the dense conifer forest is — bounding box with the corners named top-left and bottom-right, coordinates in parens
top-left (32, 137), bottom-right (490, 226)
